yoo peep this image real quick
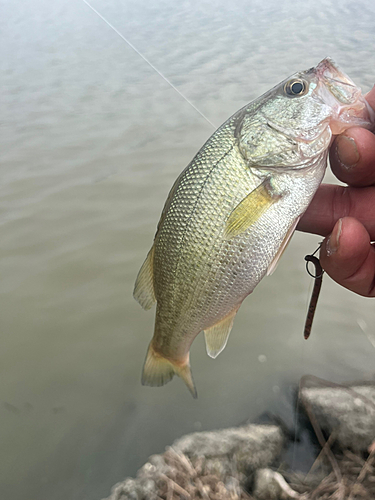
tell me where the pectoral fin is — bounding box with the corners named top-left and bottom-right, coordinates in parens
top-left (224, 178), bottom-right (282, 239)
top-left (266, 216), bottom-right (301, 276)
top-left (204, 307), bottom-right (239, 359)
top-left (133, 246), bottom-right (156, 310)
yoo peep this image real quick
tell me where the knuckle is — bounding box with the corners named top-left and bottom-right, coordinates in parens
top-left (331, 186), bottom-right (353, 222)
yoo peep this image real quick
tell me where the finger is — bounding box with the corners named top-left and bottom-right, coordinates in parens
top-left (329, 85), bottom-right (375, 186)
top-left (329, 127), bottom-right (375, 186)
top-left (320, 217), bottom-right (375, 297)
top-left (297, 183), bottom-right (375, 238)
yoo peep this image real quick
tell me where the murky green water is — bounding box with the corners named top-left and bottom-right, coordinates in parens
top-left (1, 0), bottom-right (375, 498)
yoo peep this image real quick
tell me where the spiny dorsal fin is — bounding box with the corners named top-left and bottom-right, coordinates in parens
top-left (266, 216), bottom-right (300, 276)
top-left (224, 178), bottom-right (282, 239)
top-left (142, 342), bottom-right (197, 398)
top-left (204, 307), bottom-right (239, 359)
top-left (133, 246), bottom-right (156, 310)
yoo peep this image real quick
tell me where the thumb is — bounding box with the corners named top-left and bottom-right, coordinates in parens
top-left (320, 217), bottom-right (375, 297)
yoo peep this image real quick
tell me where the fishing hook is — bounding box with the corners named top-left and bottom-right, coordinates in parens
top-left (304, 243), bottom-right (324, 340)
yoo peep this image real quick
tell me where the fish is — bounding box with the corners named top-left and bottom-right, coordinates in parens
top-left (133, 58), bottom-right (374, 398)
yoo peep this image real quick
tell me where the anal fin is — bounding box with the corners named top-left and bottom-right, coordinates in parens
top-left (204, 307), bottom-right (239, 359)
top-left (133, 246), bottom-right (156, 310)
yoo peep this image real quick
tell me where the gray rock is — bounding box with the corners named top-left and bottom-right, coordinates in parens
top-left (103, 424), bottom-right (285, 499)
top-left (301, 384), bottom-right (375, 452)
top-left (253, 468), bottom-right (301, 499)
top-left (173, 423), bottom-right (284, 473)
top-left (105, 478), bottom-right (140, 500)
top-left (137, 454), bottom-right (171, 479)
top-left (203, 455), bottom-right (233, 476)
top-left (224, 475), bottom-right (242, 497)
top-left (103, 455), bottom-right (171, 500)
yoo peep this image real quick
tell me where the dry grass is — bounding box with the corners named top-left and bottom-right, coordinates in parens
top-left (152, 445), bottom-right (375, 499)
top-left (287, 446), bottom-right (375, 500)
top-left (150, 435), bottom-right (375, 500)
top-left (155, 447), bottom-right (252, 499)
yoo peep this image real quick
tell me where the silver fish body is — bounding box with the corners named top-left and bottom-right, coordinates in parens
top-left (134, 58), bottom-right (374, 397)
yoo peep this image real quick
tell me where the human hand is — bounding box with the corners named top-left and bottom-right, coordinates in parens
top-left (297, 86), bottom-right (375, 297)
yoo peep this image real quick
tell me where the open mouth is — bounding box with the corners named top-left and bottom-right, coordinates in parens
top-left (316, 58), bottom-right (361, 105)
top-left (314, 58), bottom-right (375, 134)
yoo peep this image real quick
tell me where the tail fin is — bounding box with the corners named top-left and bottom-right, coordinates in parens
top-left (141, 343), bottom-right (197, 398)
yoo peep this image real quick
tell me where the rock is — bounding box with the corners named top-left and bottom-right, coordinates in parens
top-left (224, 475), bottom-right (242, 497)
top-left (173, 423), bottom-right (285, 474)
top-left (137, 454), bottom-right (172, 479)
top-left (103, 455), bottom-right (172, 500)
top-left (301, 384), bottom-right (375, 452)
top-left (202, 455), bottom-right (233, 476)
top-left (105, 478), bottom-right (140, 500)
top-left (253, 468), bottom-right (301, 500)
top-left (102, 424), bottom-right (285, 499)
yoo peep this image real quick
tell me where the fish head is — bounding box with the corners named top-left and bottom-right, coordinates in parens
top-left (238, 58), bottom-right (374, 168)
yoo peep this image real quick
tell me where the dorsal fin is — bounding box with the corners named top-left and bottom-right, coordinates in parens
top-left (204, 307), bottom-right (239, 359)
top-left (224, 178), bottom-right (282, 239)
top-left (133, 246), bottom-right (156, 310)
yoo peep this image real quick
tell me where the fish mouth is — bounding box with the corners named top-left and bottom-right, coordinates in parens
top-left (315, 57), bottom-right (360, 103)
top-left (315, 57), bottom-right (375, 134)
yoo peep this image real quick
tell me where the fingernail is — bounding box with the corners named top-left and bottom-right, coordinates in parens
top-left (326, 218), bottom-right (343, 256)
top-left (335, 135), bottom-right (359, 169)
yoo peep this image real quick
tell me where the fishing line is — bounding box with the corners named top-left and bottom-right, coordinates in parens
top-left (291, 388), bottom-right (301, 470)
top-left (291, 325), bottom-right (308, 470)
top-left (292, 243), bottom-right (323, 469)
top-left (82, 0), bottom-right (217, 129)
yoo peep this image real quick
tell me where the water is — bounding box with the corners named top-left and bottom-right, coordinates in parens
top-left (1, 0), bottom-right (375, 498)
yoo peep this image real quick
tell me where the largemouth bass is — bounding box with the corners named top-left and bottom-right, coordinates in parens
top-left (134, 58), bottom-right (374, 397)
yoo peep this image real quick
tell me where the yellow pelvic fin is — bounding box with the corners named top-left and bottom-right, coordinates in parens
top-left (224, 178), bottom-right (281, 240)
top-left (204, 307), bottom-right (239, 359)
top-left (133, 246), bottom-right (156, 310)
top-left (141, 343), bottom-right (197, 398)
top-left (266, 216), bottom-right (301, 276)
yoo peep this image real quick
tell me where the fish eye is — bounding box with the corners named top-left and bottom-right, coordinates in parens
top-left (284, 79), bottom-right (308, 97)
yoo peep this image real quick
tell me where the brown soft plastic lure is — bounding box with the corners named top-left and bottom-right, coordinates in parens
top-left (304, 254), bottom-right (324, 340)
